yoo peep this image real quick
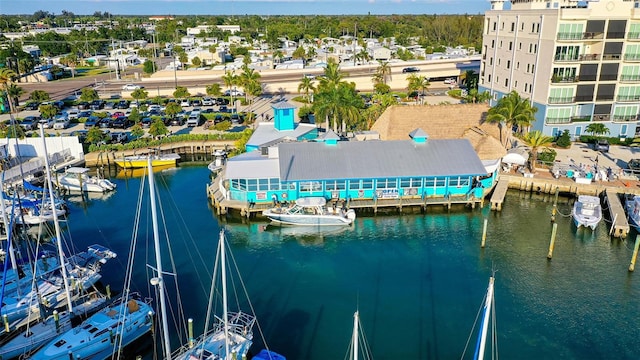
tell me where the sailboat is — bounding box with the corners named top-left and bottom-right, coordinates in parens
top-left (29, 131), bottom-right (152, 360)
top-left (461, 276), bottom-right (497, 360)
top-left (345, 311), bottom-right (373, 360)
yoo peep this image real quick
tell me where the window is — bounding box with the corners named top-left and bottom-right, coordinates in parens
top-left (498, 58), bottom-right (501, 65)
top-left (505, 78), bottom-right (509, 87)
top-left (511, 22), bottom-right (515, 32)
top-left (501, 22), bottom-right (504, 30)
top-left (509, 41), bottom-right (513, 51)
top-left (499, 40), bottom-right (503, 48)
top-left (622, 124), bottom-right (628, 135)
top-left (326, 180), bottom-right (346, 191)
top-left (519, 42), bottom-right (522, 50)
top-left (425, 178), bottom-right (446, 188)
top-left (491, 40), bottom-right (495, 48)
top-left (258, 179), bottom-right (269, 191)
top-left (532, 64), bottom-right (535, 73)
top-left (533, 44), bottom-right (537, 53)
top-left (532, 24), bottom-right (536, 33)
top-left (299, 181), bottom-right (322, 192)
top-left (400, 178), bottom-right (422, 188)
top-left (362, 180), bottom-right (374, 190)
top-left (349, 180), bottom-right (361, 190)
top-left (515, 80), bottom-right (518, 87)
top-left (517, 62), bottom-right (520, 69)
top-left (376, 178), bottom-right (397, 189)
top-left (621, 65), bottom-right (640, 81)
top-left (507, 60), bottom-right (511, 69)
top-left (489, 57), bottom-right (493, 66)
top-left (521, 23), bottom-right (525, 31)
top-left (527, 64), bottom-right (530, 73)
top-left (613, 105), bottom-right (639, 121)
top-left (488, 74), bottom-right (492, 82)
top-left (493, 22), bottom-right (497, 31)
top-left (248, 179), bottom-right (257, 191)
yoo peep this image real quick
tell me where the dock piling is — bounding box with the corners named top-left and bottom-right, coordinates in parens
top-left (629, 235), bottom-right (640, 272)
top-left (481, 218), bottom-right (488, 248)
top-left (547, 223), bottom-right (558, 259)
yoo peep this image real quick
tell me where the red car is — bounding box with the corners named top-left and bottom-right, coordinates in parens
top-left (111, 111), bottom-right (125, 119)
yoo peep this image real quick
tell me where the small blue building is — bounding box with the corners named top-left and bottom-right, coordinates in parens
top-left (223, 129), bottom-right (495, 204)
top-left (245, 101), bottom-right (317, 152)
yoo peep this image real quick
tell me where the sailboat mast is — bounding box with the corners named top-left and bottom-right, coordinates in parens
top-left (473, 276), bottom-right (495, 360)
top-left (146, 157), bottom-right (172, 359)
top-left (352, 311), bottom-right (359, 360)
top-left (40, 125), bottom-right (73, 313)
top-left (220, 231), bottom-right (230, 359)
top-left (0, 176), bottom-right (20, 295)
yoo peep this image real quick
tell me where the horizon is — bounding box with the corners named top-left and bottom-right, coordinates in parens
top-left (2, 0), bottom-right (491, 16)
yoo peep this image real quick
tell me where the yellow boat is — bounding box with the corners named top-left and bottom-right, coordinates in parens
top-left (114, 154), bottom-right (180, 169)
top-left (116, 164), bottom-right (177, 179)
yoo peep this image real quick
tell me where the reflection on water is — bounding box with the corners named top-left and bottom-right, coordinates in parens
top-left (115, 164), bottom-right (178, 179)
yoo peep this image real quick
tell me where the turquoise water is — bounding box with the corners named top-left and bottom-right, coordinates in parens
top-left (54, 166), bottom-right (639, 359)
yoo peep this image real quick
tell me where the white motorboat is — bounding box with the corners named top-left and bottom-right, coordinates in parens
top-left (572, 195), bottom-right (602, 230)
top-left (263, 197), bottom-right (356, 226)
top-left (626, 195), bottom-right (640, 231)
top-left (56, 167), bottom-right (116, 193)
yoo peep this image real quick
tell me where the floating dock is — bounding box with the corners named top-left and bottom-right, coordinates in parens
top-left (604, 189), bottom-right (630, 238)
top-left (490, 178), bottom-right (509, 211)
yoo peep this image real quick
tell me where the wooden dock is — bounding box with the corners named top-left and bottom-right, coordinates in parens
top-left (490, 178), bottom-right (509, 211)
top-left (604, 189), bottom-right (630, 238)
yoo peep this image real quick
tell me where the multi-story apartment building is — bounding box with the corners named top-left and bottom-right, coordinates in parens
top-left (479, 0), bottom-right (640, 139)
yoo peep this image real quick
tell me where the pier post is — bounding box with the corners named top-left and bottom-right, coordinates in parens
top-left (481, 218), bottom-right (488, 248)
top-left (547, 223), bottom-right (558, 259)
top-left (629, 235), bottom-right (640, 272)
top-left (551, 187), bottom-right (559, 222)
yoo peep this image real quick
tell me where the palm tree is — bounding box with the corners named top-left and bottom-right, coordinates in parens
top-left (585, 123), bottom-right (610, 137)
top-left (375, 60), bottom-right (392, 85)
top-left (406, 75), bottom-right (430, 104)
top-left (7, 83), bottom-right (25, 111)
top-left (239, 64), bottom-right (261, 102)
top-left (222, 70), bottom-right (239, 108)
top-left (131, 88), bottom-right (149, 106)
top-left (521, 130), bottom-right (554, 172)
top-left (465, 89), bottom-right (491, 104)
top-left (206, 83), bottom-right (222, 97)
top-left (486, 91), bottom-right (538, 148)
top-left (461, 70), bottom-right (478, 90)
top-left (298, 76), bottom-right (316, 103)
top-left (0, 68), bottom-right (18, 114)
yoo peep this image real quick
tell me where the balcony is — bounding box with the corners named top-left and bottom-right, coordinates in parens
top-left (612, 115), bottom-right (640, 122)
top-left (554, 54), bottom-right (601, 62)
top-left (551, 76), bottom-right (578, 83)
top-left (606, 32), bottom-right (626, 39)
top-left (548, 96), bottom-right (575, 104)
top-left (593, 114), bottom-right (611, 122)
top-left (628, 32), bottom-right (640, 40)
top-left (557, 32), bottom-right (585, 41)
top-left (620, 75), bottom-right (640, 82)
top-left (616, 95), bottom-right (640, 102)
top-left (545, 117), bottom-right (572, 124)
top-left (599, 74), bottom-right (618, 81)
top-left (570, 116), bottom-right (592, 122)
top-left (624, 54), bottom-right (640, 61)
top-left (601, 54), bottom-right (622, 61)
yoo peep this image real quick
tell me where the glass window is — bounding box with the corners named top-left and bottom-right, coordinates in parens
top-left (336, 180), bottom-right (346, 190)
top-left (247, 179), bottom-right (257, 191)
top-left (400, 178), bottom-right (411, 188)
top-left (269, 178), bottom-right (280, 191)
top-left (258, 179), bottom-right (269, 191)
top-left (239, 179), bottom-right (247, 191)
top-left (362, 180), bottom-right (373, 190)
top-left (411, 178), bottom-right (423, 187)
top-left (349, 180), bottom-right (360, 190)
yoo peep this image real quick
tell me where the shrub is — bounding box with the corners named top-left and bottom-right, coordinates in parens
top-left (538, 148), bottom-right (557, 165)
top-left (555, 129), bottom-right (571, 148)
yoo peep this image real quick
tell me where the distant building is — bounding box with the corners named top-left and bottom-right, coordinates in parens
top-left (149, 15), bottom-right (174, 21)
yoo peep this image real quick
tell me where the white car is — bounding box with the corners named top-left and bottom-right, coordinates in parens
top-left (65, 108), bottom-right (79, 120)
top-left (53, 115), bottom-right (70, 130)
top-left (122, 84), bottom-right (142, 91)
top-left (224, 89), bottom-right (244, 97)
top-left (39, 118), bottom-right (55, 129)
top-left (202, 97), bottom-right (214, 106)
top-left (180, 99), bottom-right (191, 107)
top-left (444, 78), bottom-right (457, 85)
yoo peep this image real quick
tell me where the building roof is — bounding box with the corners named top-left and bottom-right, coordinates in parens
top-left (371, 104), bottom-right (506, 160)
top-left (246, 122), bottom-right (317, 149)
top-left (272, 101), bottom-right (296, 110)
top-left (278, 139), bottom-right (487, 181)
top-left (225, 150), bottom-right (280, 179)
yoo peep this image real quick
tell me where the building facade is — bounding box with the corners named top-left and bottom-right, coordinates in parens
top-left (480, 0), bottom-right (640, 139)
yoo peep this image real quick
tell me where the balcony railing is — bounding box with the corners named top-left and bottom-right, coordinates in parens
top-left (620, 74), bottom-right (640, 82)
top-left (593, 114), bottom-right (611, 122)
top-left (624, 53), bottom-right (640, 61)
top-left (551, 76), bottom-right (578, 83)
top-left (548, 96), bottom-right (575, 104)
top-left (557, 32), bottom-right (604, 40)
top-left (612, 115), bottom-right (640, 122)
top-left (554, 54), bottom-right (601, 62)
top-left (616, 95), bottom-right (640, 102)
top-left (557, 33), bottom-right (585, 40)
top-left (545, 117), bottom-right (572, 124)
top-left (602, 54), bottom-right (622, 60)
top-left (606, 32), bottom-right (626, 39)
top-left (628, 32), bottom-right (640, 40)
top-left (575, 95), bottom-right (594, 101)
top-left (570, 116), bottom-right (592, 122)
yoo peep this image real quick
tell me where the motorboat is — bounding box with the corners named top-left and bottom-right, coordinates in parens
top-left (207, 149), bottom-right (227, 173)
top-left (114, 153), bottom-right (180, 168)
top-left (55, 167), bottom-right (116, 193)
top-left (626, 195), bottom-right (640, 231)
top-left (263, 197), bottom-right (356, 226)
top-left (572, 195), bottom-right (602, 230)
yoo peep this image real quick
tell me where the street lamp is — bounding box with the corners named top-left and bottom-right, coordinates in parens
top-left (173, 48), bottom-right (178, 89)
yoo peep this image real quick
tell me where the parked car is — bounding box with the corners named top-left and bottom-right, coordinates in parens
top-left (216, 98), bottom-right (230, 105)
top-left (90, 100), bottom-right (105, 110)
top-left (104, 102), bottom-right (116, 110)
top-left (68, 130), bottom-right (88, 143)
top-left (595, 139), bottom-right (610, 152)
top-left (98, 118), bottom-right (112, 128)
top-left (628, 159), bottom-right (640, 173)
top-left (202, 97), bottom-right (214, 106)
top-left (116, 100), bottom-right (130, 109)
top-left (141, 117), bottom-right (152, 128)
top-left (84, 116), bottom-right (101, 129)
top-left (109, 132), bottom-right (128, 144)
top-left (230, 113), bottom-right (243, 124)
top-left (78, 110), bottom-right (93, 119)
top-left (23, 102), bottom-right (40, 111)
top-left (402, 67), bottom-right (420, 73)
top-left (20, 116), bottom-right (40, 130)
top-left (122, 84), bottom-right (142, 90)
top-left (66, 108), bottom-right (80, 120)
top-left (111, 111), bottom-right (126, 119)
top-left (191, 98), bottom-right (202, 107)
top-left (77, 101), bottom-right (90, 110)
top-left (170, 117), bottom-right (185, 126)
top-left (111, 116), bottom-right (132, 129)
top-left (186, 114), bottom-right (202, 127)
top-left (224, 89), bottom-right (244, 97)
top-left (444, 78), bottom-right (457, 85)
top-left (53, 115), bottom-right (70, 130)
top-left (214, 114), bottom-right (225, 124)
top-left (180, 99), bottom-right (191, 107)
top-left (39, 118), bottom-right (54, 129)
top-left (219, 105), bottom-right (230, 113)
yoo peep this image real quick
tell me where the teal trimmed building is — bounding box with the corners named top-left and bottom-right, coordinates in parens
top-left (222, 128), bottom-right (497, 204)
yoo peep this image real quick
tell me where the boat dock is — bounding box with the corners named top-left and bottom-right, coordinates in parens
top-left (490, 178), bottom-right (509, 211)
top-left (604, 189), bottom-right (630, 238)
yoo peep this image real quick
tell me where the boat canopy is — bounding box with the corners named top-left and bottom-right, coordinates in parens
top-left (295, 197), bottom-right (327, 207)
top-left (65, 167), bottom-right (90, 174)
top-left (22, 180), bottom-right (44, 192)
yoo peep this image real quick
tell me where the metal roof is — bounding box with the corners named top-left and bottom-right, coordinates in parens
top-left (271, 101), bottom-right (296, 109)
top-left (225, 150), bottom-right (281, 179)
top-left (278, 139), bottom-right (487, 181)
top-left (246, 122), bottom-right (316, 148)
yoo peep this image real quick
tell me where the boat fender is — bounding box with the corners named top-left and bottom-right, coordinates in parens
top-left (281, 193), bottom-right (287, 199)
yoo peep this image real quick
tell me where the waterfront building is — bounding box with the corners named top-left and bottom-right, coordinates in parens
top-left (480, 0), bottom-right (640, 139)
top-left (245, 101), bottom-right (317, 152)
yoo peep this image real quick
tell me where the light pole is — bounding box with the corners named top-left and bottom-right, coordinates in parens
top-left (173, 49), bottom-right (178, 89)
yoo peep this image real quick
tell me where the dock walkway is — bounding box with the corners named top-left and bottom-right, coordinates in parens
top-left (490, 177), bottom-right (509, 211)
top-left (605, 189), bottom-right (630, 238)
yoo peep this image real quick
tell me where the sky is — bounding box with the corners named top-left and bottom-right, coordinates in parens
top-left (1, 0), bottom-right (491, 16)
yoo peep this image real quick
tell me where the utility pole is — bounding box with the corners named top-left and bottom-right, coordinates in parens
top-left (353, 22), bottom-right (357, 66)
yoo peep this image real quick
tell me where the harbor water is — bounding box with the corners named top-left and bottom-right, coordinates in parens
top-left (51, 165), bottom-right (639, 359)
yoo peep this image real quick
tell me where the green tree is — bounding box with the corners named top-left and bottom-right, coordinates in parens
top-left (374, 60), bottom-right (392, 85)
top-left (149, 118), bottom-right (168, 139)
top-left (292, 46), bottom-right (306, 60)
top-left (191, 56), bottom-right (202, 67)
top-left (30, 90), bottom-right (50, 102)
top-left (486, 90), bottom-right (538, 148)
top-left (164, 102), bottom-right (182, 119)
top-left (464, 89), bottom-right (491, 104)
top-left (128, 108), bottom-right (141, 123)
top-left (206, 83), bottom-right (222, 97)
top-left (39, 104), bottom-right (57, 119)
top-left (143, 59), bottom-right (155, 74)
top-left (585, 123), bottom-right (610, 137)
top-left (521, 130), bottom-right (554, 171)
top-left (0, 122), bottom-right (26, 139)
top-left (131, 88), bottom-right (149, 106)
top-left (173, 86), bottom-right (190, 99)
top-left (406, 74), bottom-right (429, 104)
top-left (298, 76), bottom-right (316, 103)
top-left (461, 70), bottom-right (478, 90)
top-left (7, 83), bottom-right (24, 110)
top-left (80, 87), bottom-right (99, 102)
top-left (86, 126), bottom-right (105, 145)
top-left (556, 129), bottom-right (572, 148)
top-left (130, 123), bottom-right (144, 139)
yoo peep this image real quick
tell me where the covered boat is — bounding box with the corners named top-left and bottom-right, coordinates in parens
top-left (572, 195), bottom-right (602, 230)
top-left (56, 167), bottom-right (116, 192)
top-left (114, 153), bottom-right (180, 169)
top-left (263, 197), bottom-right (356, 226)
